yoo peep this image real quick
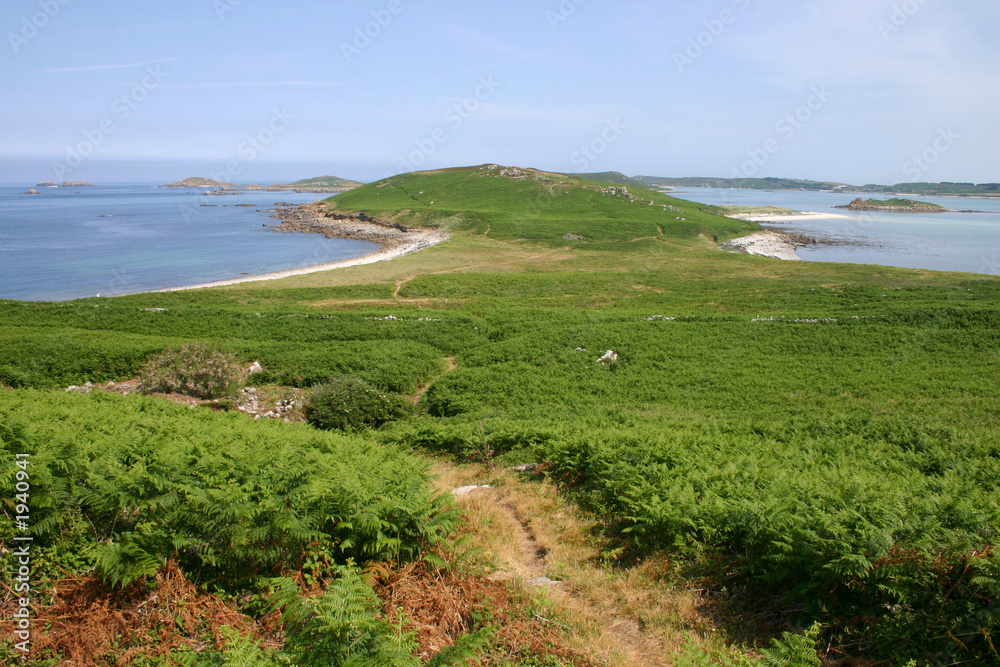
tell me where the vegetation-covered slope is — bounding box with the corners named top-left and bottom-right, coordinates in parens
top-left (328, 164), bottom-right (757, 245)
top-left (289, 175), bottom-right (362, 188)
top-left (566, 171), bottom-right (648, 188)
top-left (2, 165), bottom-right (999, 665)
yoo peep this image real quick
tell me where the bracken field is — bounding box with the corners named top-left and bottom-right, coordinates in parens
top-left (2, 166), bottom-right (998, 666)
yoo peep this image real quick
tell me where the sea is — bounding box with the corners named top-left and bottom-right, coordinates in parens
top-left (675, 188), bottom-right (1000, 276)
top-left (0, 184), bottom-right (378, 301)
top-left (2, 185), bottom-right (999, 302)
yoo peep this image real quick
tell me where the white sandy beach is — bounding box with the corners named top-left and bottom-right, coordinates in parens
top-left (720, 231), bottom-right (802, 261)
top-left (717, 210), bottom-right (854, 261)
top-left (728, 211), bottom-right (851, 223)
top-left (155, 228), bottom-right (447, 293)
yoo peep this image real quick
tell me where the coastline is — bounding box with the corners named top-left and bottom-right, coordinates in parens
top-left (154, 204), bottom-right (447, 293)
top-left (717, 210), bottom-right (851, 261)
top-left (720, 231), bottom-right (802, 261)
top-left (726, 211), bottom-right (850, 223)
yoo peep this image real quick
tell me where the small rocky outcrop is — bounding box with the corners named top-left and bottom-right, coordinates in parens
top-left (836, 197), bottom-right (945, 212)
top-left (271, 203), bottom-right (412, 247)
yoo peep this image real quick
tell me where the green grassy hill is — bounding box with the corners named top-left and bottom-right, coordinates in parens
top-left (162, 176), bottom-right (237, 188)
top-left (289, 175), bottom-right (362, 188)
top-left (566, 171), bottom-right (648, 188)
top-left (328, 164), bottom-right (757, 246)
top-left (889, 181), bottom-right (1000, 196)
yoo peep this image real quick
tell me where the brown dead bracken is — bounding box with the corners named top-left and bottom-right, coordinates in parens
top-left (0, 561), bottom-right (276, 665)
top-left (375, 560), bottom-right (600, 666)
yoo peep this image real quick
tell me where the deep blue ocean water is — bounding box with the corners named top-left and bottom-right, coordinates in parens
top-left (675, 188), bottom-right (1000, 276)
top-left (0, 185), bottom-right (378, 301)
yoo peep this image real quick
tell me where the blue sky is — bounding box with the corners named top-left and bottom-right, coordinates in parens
top-left (1, 0), bottom-right (997, 184)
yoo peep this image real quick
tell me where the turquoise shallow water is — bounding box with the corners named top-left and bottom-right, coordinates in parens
top-left (674, 188), bottom-right (1000, 276)
top-left (3, 185), bottom-right (998, 302)
top-left (0, 185), bottom-right (378, 301)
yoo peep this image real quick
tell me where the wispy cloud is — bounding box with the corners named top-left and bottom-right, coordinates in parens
top-left (162, 81), bottom-right (340, 88)
top-left (36, 57), bottom-right (181, 74)
top-left (443, 24), bottom-right (535, 59)
top-left (390, 48), bottom-right (555, 92)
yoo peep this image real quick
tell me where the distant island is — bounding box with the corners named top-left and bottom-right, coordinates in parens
top-left (636, 175), bottom-right (852, 192)
top-left (162, 177), bottom-right (239, 188)
top-left (835, 197), bottom-right (946, 212)
top-left (569, 171), bottom-right (649, 188)
top-left (864, 182), bottom-right (1000, 197)
top-left (274, 175), bottom-right (362, 189)
top-left (161, 175), bottom-right (361, 193)
top-left (32, 180), bottom-right (95, 188)
top-left (630, 175), bottom-right (1000, 197)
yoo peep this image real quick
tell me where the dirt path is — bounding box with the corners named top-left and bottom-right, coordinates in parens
top-left (406, 356), bottom-right (457, 405)
top-left (390, 248), bottom-right (567, 302)
top-left (493, 499), bottom-right (547, 579)
top-left (393, 276), bottom-right (412, 299)
top-left (453, 480), bottom-right (675, 667)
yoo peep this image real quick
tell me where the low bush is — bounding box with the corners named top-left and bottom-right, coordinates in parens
top-left (140, 342), bottom-right (245, 399)
top-left (305, 376), bottom-right (411, 432)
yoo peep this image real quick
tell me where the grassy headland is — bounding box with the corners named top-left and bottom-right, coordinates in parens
top-left (2, 164), bottom-right (998, 665)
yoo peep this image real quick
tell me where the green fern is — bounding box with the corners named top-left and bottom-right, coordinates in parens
top-left (426, 627), bottom-right (494, 666)
top-left (269, 566), bottom-right (421, 667)
top-left (92, 538), bottom-right (163, 588)
top-left (758, 623), bottom-right (822, 667)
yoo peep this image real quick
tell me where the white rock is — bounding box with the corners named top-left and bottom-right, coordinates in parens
top-left (597, 350), bottom-right (618, 364)
top-left (451, 485), bottom-right (492, 497)
top-left (526, 576), bottom-right (560, 587)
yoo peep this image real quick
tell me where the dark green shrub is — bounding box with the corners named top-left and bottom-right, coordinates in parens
top-left (305, 376), bottom-right (411, 431)
top-left (0, 364), bottom-right (34, 388)
top-left (140, 342), bottom-right (245, 399)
